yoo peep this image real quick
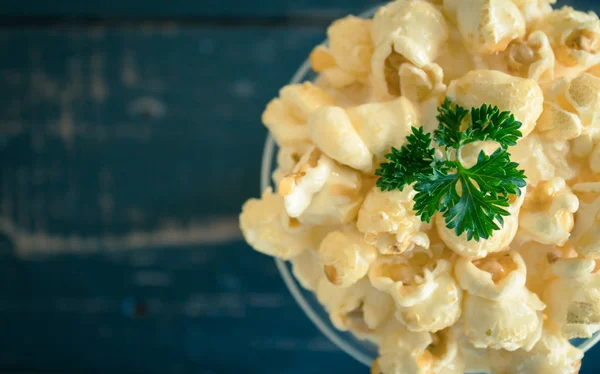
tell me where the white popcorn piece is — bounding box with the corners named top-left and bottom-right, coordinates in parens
top-left (488, 327), bottom-right (583, 374)
top-left (506, 31), bottom-right (555, 83)
top-left (290, 249), bottom-right (322, 291)
top-left (437, 188), bottom-right (526, 259)
top-left (374, 322), bottom-right (465, 374)
top-left (239, 188), bottom-right (314, 259)
top-left (571, 195), bottom-right (600, 259)
top-left (307, 97), bottom-right (420, 171)
top-left (310, 16), bottom-right (374, 87)
top-left (535, 102), bottom-right (583, 141)
top-left (369, 254), bottom-right (462, 333)
top-left (435, 24), bottom-right (477, 84)
top-left (533, 6), bottom-right (600, 71)
top-left (278, 147), bottom-right (363, 225)
top-left (452, 0), bottom-right (526, 57)
top-left (565, 73), bottom-right (600, 136)
top-left (510, 133), bottom-right (578, 186)
top-left (318, 230), bottom-right (378, 288)
top-left (262, 82), bottom-right (334, 148)
top-left (271, 147), bottom-right (302, 185)
top-left (446, 70), bottom-right (544, 138)
top-left (398, 63), bottom-right (447, 103)
top-left (357, 186), bottom-right (429, 255)
top-left (316, 277), bottom-right (394, 343)
top-left (371, 0), bottom-right (448, 96)
top-left (544, 257), bottom-right (600, 339)
top-left (515, 241), bottom-right (569, 296)
top-left (456, 252), bottom-right (545, 351)
top-left (346, 96), bottom-right (420, 162)
top-left (512, 0), bottom-right (555, 24)
top-left (518, 178), bottom-right (580, 246)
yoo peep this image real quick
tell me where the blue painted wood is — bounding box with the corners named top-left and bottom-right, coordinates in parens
top-left (0, 0), bottom-right (383, 17)
top-left (0, 0), bottom-right (594, 17)
top-left (0, 28), bottom-right (323, 240)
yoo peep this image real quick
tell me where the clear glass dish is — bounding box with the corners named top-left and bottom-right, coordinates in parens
top-left (260, 3), bottom-right (600, 372)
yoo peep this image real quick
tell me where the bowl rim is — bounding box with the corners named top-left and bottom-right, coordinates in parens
top-left (258, 2), bottom-right (600, 369)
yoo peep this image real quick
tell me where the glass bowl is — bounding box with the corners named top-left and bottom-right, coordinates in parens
top-left (260, 3), bottom-right (600, 371)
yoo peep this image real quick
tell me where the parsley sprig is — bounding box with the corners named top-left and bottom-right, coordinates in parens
top-left (375, 98), bottom-right (527, 241)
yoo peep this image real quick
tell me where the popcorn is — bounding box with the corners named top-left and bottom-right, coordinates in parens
top-left (307, 96), bottom-right (419, 171)
top-left (571, 195), bottom-right (600, 259)
top-left (543, 257), bottom-right (600, 339)
top-left (272, 147), bottom-right (302, 185)
top-left (262, 82), bottom-right (334, 148)
top-left (375, 323), bottom-right (465, 374)
top-left (518, 178), bottom-right (579, 246)
top-left (290, 249), bottom-right (322, 291)
top-left (512, 0), bottom-right (555, 24)
top-left (452, 0), bottom-right (526, 57)
top-left (533, 6), bottom-right (600, 71)
top-left (398, 63), bottom-right (447, 103)
top-left (241, 1), bottom-right (600, 372)
top-left (488, 328), bottom-right (583, 374)
top-left (510, 133), bottom-right (578, 186)
top-left (369, 254), bottom-right (462, 332)
top-left (506, 31), bottom-right (555, 83)
top-left (318, 229), bottom-right (378, 288)
top-left (357, 186), bottom-right (429, 255)
top-left (446, 70), bottom-right (544, 137)
top-left (239, 188), bottom-right (314, 259)
top-left (456, 252), bottom-right (545, 351)
top-left (316, 277), bottom-right (394, 342)
top-left (371, 0), bottom-right (448, 96)
top-left (535, 102), bottom-right (583, 140)
top-left (278, 147), bottom-right (363, 225)
top-left (310, 16), bottom-right (374, 87)
top-left (437, 188), bottom-right (526, 259)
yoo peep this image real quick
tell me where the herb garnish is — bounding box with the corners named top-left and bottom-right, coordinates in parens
top-left (375, 98), bottom-right (527, 241)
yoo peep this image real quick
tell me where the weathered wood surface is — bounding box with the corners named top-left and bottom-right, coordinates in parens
top-left (1, 1), bottom-right (600, 373)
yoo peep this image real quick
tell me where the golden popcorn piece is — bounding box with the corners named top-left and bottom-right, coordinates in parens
top-left (371, 0), bottom-right (448, 97)
top-left (369, 254), bottom-right (462, 333)
top-left (310, 16), bottom-right (375, 88)
top-left (239, 188), bottom-right (314, 259)
top-left (518, 178), bottom-right (579, 246)
top-left (452, 0), bottom-right (526, 57)
top-left (446, 69), bottom-right (544, 138)
top-left (262, 82), bottom-right (334, 148)
top-left (357, 185), bottom-right (429, 255)
top-left (279, 147), bottom-right (364, 225)
top-left (318, 229), bottom-right (378, 288)
top-left (307, 96), bottom-right (419, 171)
top-left (456, 252), bottom-right (545, 351)
top-left (488, 327), bottom-right (583, 374)
top-left (377, 322), bottom-right (465, 374)
top-left (533, 6), bottom-right (600, 72)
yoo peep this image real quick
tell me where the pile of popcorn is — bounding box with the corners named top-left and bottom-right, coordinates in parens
top-left (239, 0), bottom-right (600, 372)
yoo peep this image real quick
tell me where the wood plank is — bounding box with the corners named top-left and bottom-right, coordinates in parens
top-left (0, 241), bottom-right (362, 374)
top-left (0, 0), bottom-right (383, 18)
top-left (0, 0), bottom-right (596, 17)
top-left (0, 27), bottom-right (323, 254)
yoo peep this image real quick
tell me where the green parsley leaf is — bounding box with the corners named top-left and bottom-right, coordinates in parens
top-left (434, 98), bottom-right (469, 149)
top-left (467, 103), bottom-right (523, 148)
top-left (375, 98), bottom-right (527, 241)
top-left (375, 126), bottom-right (436, 192)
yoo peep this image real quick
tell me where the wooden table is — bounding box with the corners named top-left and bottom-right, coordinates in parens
top-left (0, 0), bottom-right (598, 373)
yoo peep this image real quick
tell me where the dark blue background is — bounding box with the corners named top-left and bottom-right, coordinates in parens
top-left (0, 1), bottom-right (598, 373)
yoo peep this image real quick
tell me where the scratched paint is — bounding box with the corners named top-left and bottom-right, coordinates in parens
top-left (0, 216), bottom-right (242, 256)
